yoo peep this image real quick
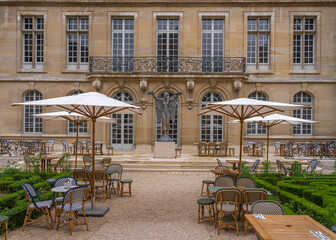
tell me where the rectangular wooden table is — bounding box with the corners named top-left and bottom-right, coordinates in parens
top-left (245, 214), bottom-right (336, 240)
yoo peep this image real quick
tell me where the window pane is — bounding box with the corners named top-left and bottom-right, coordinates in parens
top-left (80, 18), bottom-right (89, 31)
top-left (247, 34), bottom-right (256, 64)
top-left (294, 18), bottom-right (302, 31)
top-left (23, 17), bottom-right (33, 30)
top-left (305, 18), bottom-right (315, 31)
top-left (248, 19), bottom-right (257, 31)
top-left (68, 33), bottom-right (78, 63)
top-left (68, 18), bottom-right (77, 30)
top-left (36, 17), bottom-right (44, 30)
top-left (259, 19), bottom-right (269, 31)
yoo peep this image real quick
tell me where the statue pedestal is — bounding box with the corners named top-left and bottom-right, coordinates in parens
top-left (154, 142), bottom-right (175, 158)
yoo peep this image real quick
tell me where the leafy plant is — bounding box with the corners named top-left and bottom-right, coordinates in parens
top-left (60, 153), bottom-right (71, 173)
top-left (30, 154), bottom-right (42, 174)
top-left (262, 161), bottom-right (271, 174)
top-left (2, 161), bottom-right (21, 176)
top-left (240, 162), bottom-right (253, 177)
top-left (291, 161), bottom-right (303, 176)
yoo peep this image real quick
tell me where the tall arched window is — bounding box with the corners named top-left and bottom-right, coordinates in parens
top-left (155, 92), bottom-right (179, 145)
top-left (293, 92), bottom-right (313, 135)
top-left (200, 92), bottom-right (224, 142)
top-left (247, 91), bottom-right (267, 135)
top-left (24, 90), bottom-right (42, 133)
top-left (111, 91), bottom-right (134, 150)
top-left (68, 90), bottom-right (87, 134)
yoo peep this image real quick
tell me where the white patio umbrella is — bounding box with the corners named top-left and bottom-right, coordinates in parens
top-left (32, 111), bottom-right (117, 169)
top-left (13, 91), bottom-right (141, 216)
top-left (231, 113), bottom-right (317, 162)
top-left (199, 98), bottom-right (306, 174)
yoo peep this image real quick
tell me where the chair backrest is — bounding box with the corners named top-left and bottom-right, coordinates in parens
top-left (251, 200), bottom-right (284, 215)
top-left (87, 163), bottom-right (105, 171)
top-left (306, 159), bottom-right (318, 173)
top-left (83, 154), bottom-right (92, 167)
top-left (215, 189), bottom-right (241, 215)
top-left (237, 177), bottom-right (256, 188)
top-left (198, 143), bottom-right (207, 149)
top-left (241, 189), bottom-right (268, 205)
top-left (107, 164), bottom-right (123, 179)
top-left (62, 140), bottom-right (68, 147)
top-left (208, 142), bottom-right (216, 148)
top-left (62, 186), bottom-right (88, 207)
top-left (255, 142), bottom-right (263, 149)
top-left (73, 169), bottom-right (91, 182)
top-left (46, 139), bottom-right (55, 145)
top-left (248, 141), bottom-right (254, 147)
top-left (101, 157), bottom-right (112, 165)
top-left (22, 182), bottom-right (41, 209)
top-left (24, 155), bottom-right (32, 165)
top-left (216, 158), bottom-right (223, 166)
top-left (54, 155), bottom-right (66, 171)
top-left (214, 176), bottom-right (234, 187)
top-left (215, 165), bottom-right (229, 170)
top-left (276, 160), bottom-right (287, 174)
top-left (94, 170), bottom-right (109, 182)
top-left (251, 159), bottom-right (260, 172)
top-left (274, 141), bottom-right (281, 147)
top-left (53, 177), bottom-right (77, 199)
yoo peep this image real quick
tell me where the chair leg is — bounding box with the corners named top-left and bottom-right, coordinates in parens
top-left (82, 209), bottom-right (89, 231)
top-left (69, 211), bottom-right (73, 236)
top-left (197, 204), bottom-right (200, 224)
top-left (48, 208), bottom-right (53, 223)
top-left (120, 183), bottom-right (124, 197)
top-left (44, 208), bottom-right (50, 230)
top-left (22, 208), bottom-right (31, 231)
top-left (56, 210), bottom-right (61, 230)
top-left (207, 205), bottom-right (212, 226)
top-left (4, 221), bottom-right (8, 240)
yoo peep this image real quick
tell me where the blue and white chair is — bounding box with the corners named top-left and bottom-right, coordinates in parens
top-left (305, 159), bottom-right (318, 174)
top-left (56, 186), bottom-right (89, 235)
top-left (53, 177), bottom-right (77, 219)
top-left (250, 159), bottom-right (260, 173)
top-left (22, 182), bottom-right (53, 230)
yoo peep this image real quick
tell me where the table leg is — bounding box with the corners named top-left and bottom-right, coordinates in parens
top-left (232, 163), bottom-right (236, 170)
top-left (100, 144), bottom-right (103, 155)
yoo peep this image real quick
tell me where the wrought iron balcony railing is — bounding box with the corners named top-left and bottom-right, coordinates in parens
top-left (89, 56), bottom-right (246, 74)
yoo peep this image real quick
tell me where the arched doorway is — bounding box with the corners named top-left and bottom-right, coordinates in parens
top-left (110, 91), bottom-right (134, 150)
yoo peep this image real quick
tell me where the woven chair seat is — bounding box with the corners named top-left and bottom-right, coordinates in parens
top-left (29, 200), bottom-right (52, 209)
top-left (202, 180), bottom-right (215, 184)
top-left (77, 181), bottom-right (90, 186)
top-left (197, 198), bottom-right (215, 205)
top-left (55, 197), bottom-right (63, 203)
top-left (95, 181), bottom-right (107, 187)
top-left (56, 202), bottom-right (83, 212)
top-left (120, 179), bottom-right (133, 183)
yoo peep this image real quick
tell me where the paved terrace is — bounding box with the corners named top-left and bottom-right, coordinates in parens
top-left (8, 172), bottom-right (255, 240)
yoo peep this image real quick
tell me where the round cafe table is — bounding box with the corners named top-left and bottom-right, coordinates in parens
top-left (51, 185), bottom-right (78, 193)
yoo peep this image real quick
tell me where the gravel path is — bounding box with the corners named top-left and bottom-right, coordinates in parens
top-left (9, 172), bottom-right (256, 240)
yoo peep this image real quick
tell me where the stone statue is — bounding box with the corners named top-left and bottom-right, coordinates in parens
top-left (148, 91), bottom-right (182, 142)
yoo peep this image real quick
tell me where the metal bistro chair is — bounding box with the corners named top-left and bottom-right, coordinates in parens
top-left (56, 186), bottom-right (89, 235)
top-left (94, 170), bottom-right (109, 202)
top-left (241, 189), bottom-right (268, 235)
top-left (62, 140), bottom-right (73, 154)
top-left (251, 200), bottom-right (284, 215)
top-left (276, 160), bottom-right (291, 176)
top-left (94, 140), bottom-right (103, 154)
top-left (86, 163), bottom-right (105, 171)
top-left (23, 155), bottom-right (32, 171)
top-left (274, 141), bottom-right (281, 156)
top-left (250, 159), bottom-right (260, 174)
top-left (198, 143), bottom-right (207, 156)
top-left (83, 154), bottom-right (92, 169)
top-left (207, 142), bottom-right (216, 156)
top-left (51, 154), bottom-right (66, 173)
top-left (236, 177), bottom-right (256, 188)
top-left (101, 157), bottom-right (112, 166)
top-left (53, 177), bottom-right (77, 219)
top-left (214, 165), bottom-right (229, 178)
top-left (305, 159), bottom-right (318, 174)
top-left (22, 182), bottom-right (53, 230)
top-left (215, 189), bottom-right (241, 236)
top-left (46, 139), bottom-right (55, 154)
top-left (73, 141), bottom-right (84, 155)
top-left (107, 163), bottom-right (123, 195)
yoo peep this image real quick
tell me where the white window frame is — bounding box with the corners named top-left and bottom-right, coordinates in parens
top-left (66, 16), bottom-right (89, 70)
top-left (293, 17), bottom-right (316, 71)
top-left (21, 16), bottom-right (44, 71)
top-left (247, 91), bottom-right (267, 135)
top-left (112, 18), bottom-right (134, 72)
top-left (24, 90), bottom-right (43, 133)
top-left (200, 92), bottom-right (224, 142)
top-left (156, 18), bottom-right (180, 72)
top-left (293, 92), bottom-right (313, 136)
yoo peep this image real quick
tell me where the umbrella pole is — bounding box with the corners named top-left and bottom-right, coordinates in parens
top-left (75, 122), bottom-right (79, 169)
top-left (266, 125), bottom-right (270, 163)
top-left (91, 118), bottom-right (96, 210)
top-left (238, 118), bottom-right (243, 175)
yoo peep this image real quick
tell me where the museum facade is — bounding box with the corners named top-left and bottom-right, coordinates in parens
top-left (0, 0), bottom-right (335, 152)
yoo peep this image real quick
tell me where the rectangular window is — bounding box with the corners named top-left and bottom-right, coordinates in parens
top-left (22, 16), bottom-right (44, 70)
top-left (247, 17), bottom-right (270, 70)
top-left (156, 19), bottom-right (179, 72)
top-left (67, 17), bottom-right (89, 70)
top-left (293, 17), bottom-right (315, 70)
top-left (112, 18), bottom-right (134, 72)
top-left (202, 19), bottom-right (224, 72)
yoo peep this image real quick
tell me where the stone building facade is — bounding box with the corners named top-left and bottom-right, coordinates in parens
top-left (0, 0), bottom-right (335, 152)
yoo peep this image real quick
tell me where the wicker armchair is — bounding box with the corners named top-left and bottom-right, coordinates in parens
top-left (94, 170), bottom-right (109, 202)
top-left (276, 160), bottom-right (291, 176)
top-left (198, 143), bottom-right (207, 156)
top-left (73, 169), bottom-right (91, 191)
top-left (236, 177), bottom-right (256, 188)
top-left (51, 154), bottom-right (66, 173)
top-left (101, 157), bottom-right (112, 166)
top-left (107, 164), bottom-right (123, 194)
top-left (23, 155), bottom-right (32, 171)
top-left (56, 186), bottom-right (89, 235)
top-left (251, 200), bottom-right (284, 215)
top-left (250, 159), bottom-right (260, 173)
top-left (62, 140), bottom-right (72, 154)
top-left (208, 142), bottom-right (216, 156)
top-left (22, 182), bottom-right (53, 230)
top-left (46, 139), bottom-right (55, 154)
top-left (214, 176), bottom-right (234, 187)
top-left (83, 154), bottom-right (92, 169)
top-left (241, 189), bottom-right (268, 235)
top-left (305, 159), bottom-right (318, 174)
top-left (215, 189), bottom-right (241, 236)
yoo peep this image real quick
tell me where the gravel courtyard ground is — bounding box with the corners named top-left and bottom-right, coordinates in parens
top-left (9, 172), bottom-right (255, 240)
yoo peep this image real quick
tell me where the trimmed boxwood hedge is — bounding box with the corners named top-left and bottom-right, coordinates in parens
top-left (255, 175), bottom-right (336, 229)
